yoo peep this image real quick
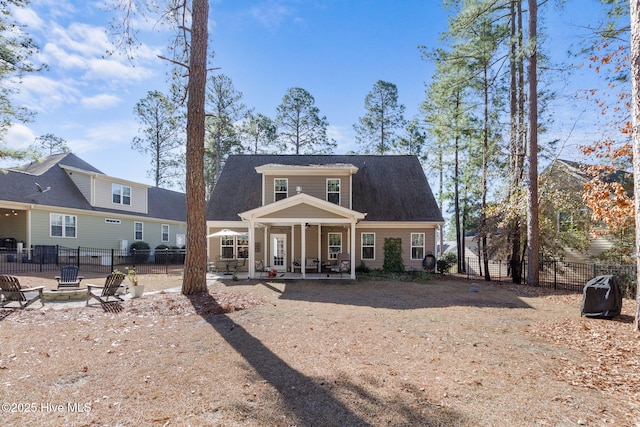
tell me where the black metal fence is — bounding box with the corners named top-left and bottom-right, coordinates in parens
top-left (464, 257), bottom-right (637, 297)
top-left (0, 246), bottom-right (186, 276)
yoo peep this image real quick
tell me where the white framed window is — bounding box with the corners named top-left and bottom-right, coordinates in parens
top-left (50, 213), bottom-right (77, 238)
top-left (274, 178), bottom-right (288, 201)
top-left (221, 236), bottom-right (234, 259)
top-left (327, 178), bottom-right (340, 204)
top-left (161, 224), bottom-right (169, 242)
top-left (237, 237), bottom-right (249, 259)
top-left (328, 232), bottom-right (342, 260)
top-left (361, 233), bottom-right (375, 260)
top-left (411, 233), bottom-right (425, 260)
top-left (134, 222), bottom-right (143, 241)
top-left (112, 183), bottom-right (131, 206)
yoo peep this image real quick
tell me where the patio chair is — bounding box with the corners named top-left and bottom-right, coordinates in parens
top-left (0, 275), bottom-right (45, 309)
top-left (330, 253), bottom-right (351, 277)
top-left (86, 273), bottom-right (126, 306)
top-left (255, 260), bottom-right (269, 278)
top-left (305, 258), bottom-right (319, 273)
top-left (55, 265), bottom-right (84, 288)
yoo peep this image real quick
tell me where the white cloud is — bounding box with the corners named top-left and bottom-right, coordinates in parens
top-left (9, 75), bottom-right (80, 112)
top-left (5, 124), bottom-right (37, 149)
top-left (85, 57), bottom-right (154, 82)
top-left (81, 94), bottom-right (122, 109)
top-left (251, 0), bottom-right (297, 29)
top-left (11, 6), bottom-right (45, 30)
top-left (83, 121), bottom-right (139, 147)
top-left (327, 125), bottom-right (357, 153)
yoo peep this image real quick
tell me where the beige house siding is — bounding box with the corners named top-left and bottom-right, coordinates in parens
top-left (355, 226), bottom-right (437, 271)
top-left (264, 175), bottom-right (351, 208)
top-left (92, 178), bottom-right (148, 214)
top-left (262, 203), bottom-right (345, 219)
top-left (65, 170), bottom-right (93, 203)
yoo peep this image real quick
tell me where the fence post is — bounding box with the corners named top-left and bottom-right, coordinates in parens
top-left (165, 248), bottom-right (169, 274)
top-left (553, 260), bottom-right (557, 289)
top-left (76, 247), bottom-right (81, 269)
top-left (132, 248), bottom-right (136, 272)
top-left (111, 249), bottom-right (115, 273)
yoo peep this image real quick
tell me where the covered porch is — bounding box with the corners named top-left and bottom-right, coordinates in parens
top-left (207, 193), bottom-right (366, 280)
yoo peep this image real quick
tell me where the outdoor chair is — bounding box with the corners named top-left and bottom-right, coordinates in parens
top-left (255, 260), bottom-right (269, 278)
top-left (0, 275), bottom-right (45, 309)
top-left (86, 273), bottom-right (126, 306)
top-left (55, 265), bottom-right (84, 288)
top-left (330, 253), bottom-right (351, 277)
top-left (305, 258), bottom-right (319, 273)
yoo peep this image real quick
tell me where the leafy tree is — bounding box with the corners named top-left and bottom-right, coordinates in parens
top-left (394, 118), bottom-right (426, 157)
top-left (0, 0), bottom-right (44, 160)
top-left (132, 90), bottom-right (184, 188)
top-left (354, 80), bottom-right (406, 155)
top-left (276, 87), bottom-right (334, 154)
top-left (30, 133), bottom-right (70, 156)
top-left (238, 112), bottom-right (280, 154)
top-left (204, 73), bottom-right (248, 198)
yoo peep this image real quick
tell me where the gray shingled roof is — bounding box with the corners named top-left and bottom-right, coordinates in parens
top-left (1, 153), bottom-right (186, 221)
top-left (207, 155), bottom-right (444, 223)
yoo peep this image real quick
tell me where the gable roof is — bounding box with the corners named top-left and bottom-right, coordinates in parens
top-left (0, 153), bottom-right (186, 221)
top-left (545, 158), bottom-right (633, 189)
top-left (207, 155), bottom-right (444, 223)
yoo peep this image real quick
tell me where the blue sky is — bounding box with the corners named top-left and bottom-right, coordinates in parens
top-left (3, 0), bottom-right (619, 190)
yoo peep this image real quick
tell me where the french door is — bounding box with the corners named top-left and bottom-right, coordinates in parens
top-left (271, 234), bottom-right (287, 272)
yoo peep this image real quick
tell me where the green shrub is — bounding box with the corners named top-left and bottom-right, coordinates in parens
top-left (355, 261), bottom-right (370, 273)
top-left (383, 237), bottom-right (404, 274)
top-left (130, 241), bottom-right (150, 263)
top-left (437, 251), bottom-right (457, 274)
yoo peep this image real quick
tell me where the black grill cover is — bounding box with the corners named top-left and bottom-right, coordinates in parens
top-left (580, 275), bottom-right (622, 318)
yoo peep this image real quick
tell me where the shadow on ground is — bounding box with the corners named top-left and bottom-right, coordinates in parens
top-left (220, 278), bottom-right (533, 310)
top-left (188, 291), bottom-right (465, 426)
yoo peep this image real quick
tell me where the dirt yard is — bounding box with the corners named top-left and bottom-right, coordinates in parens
top-left (1, 273), bottom-right (639, 426)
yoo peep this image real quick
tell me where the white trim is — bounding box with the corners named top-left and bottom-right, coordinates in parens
top-left (256, 163), bottom-right (358, 175)
top-left (357, 221), bottom-right (443, 228)
top-left (239, 193), bottom-right (366, 222)
top-left (361, 232), bottom-right (375, 260)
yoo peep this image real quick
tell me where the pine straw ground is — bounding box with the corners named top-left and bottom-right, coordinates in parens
top-left (1, 273), bottom-right (639, 426)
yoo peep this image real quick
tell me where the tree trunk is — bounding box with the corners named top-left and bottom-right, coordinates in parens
top-left (482, 67), bottom-right (491, 282)
top-left (630, 0), bottom-right (640, 331)
top-left (182, 0), bottom-right (209, 295)
top-left (508, 0), bottom-right (523, 284)
top-left (526, 0), bottom-right (539, 286)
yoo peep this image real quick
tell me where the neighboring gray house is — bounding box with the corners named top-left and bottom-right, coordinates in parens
top-left (0, 153), bottom-right (187, 255)
top-left (206, 155), bottom-right (444, 279)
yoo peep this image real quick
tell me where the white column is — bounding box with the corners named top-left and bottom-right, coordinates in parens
top-left (317, 225), bottom-right (322, 272)
top-left (248, 219), bottom-right (255, 278)
top-left (301, 222), bottom-right (306, 278)
top-left (291, 224), bottom-right (295, 273)
top-left (350, 220), bottom-right (356, 279)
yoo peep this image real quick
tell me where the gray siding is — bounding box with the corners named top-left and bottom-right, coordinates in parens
top-left (29, 209), bottom-right (185, 250)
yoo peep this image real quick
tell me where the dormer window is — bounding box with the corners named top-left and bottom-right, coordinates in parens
top-left (112, 183), bottom-right (131, 206)
top-left (274, 178), bottom-right (288, 201)
top-left (327, 179), bottom-right (340, 204)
